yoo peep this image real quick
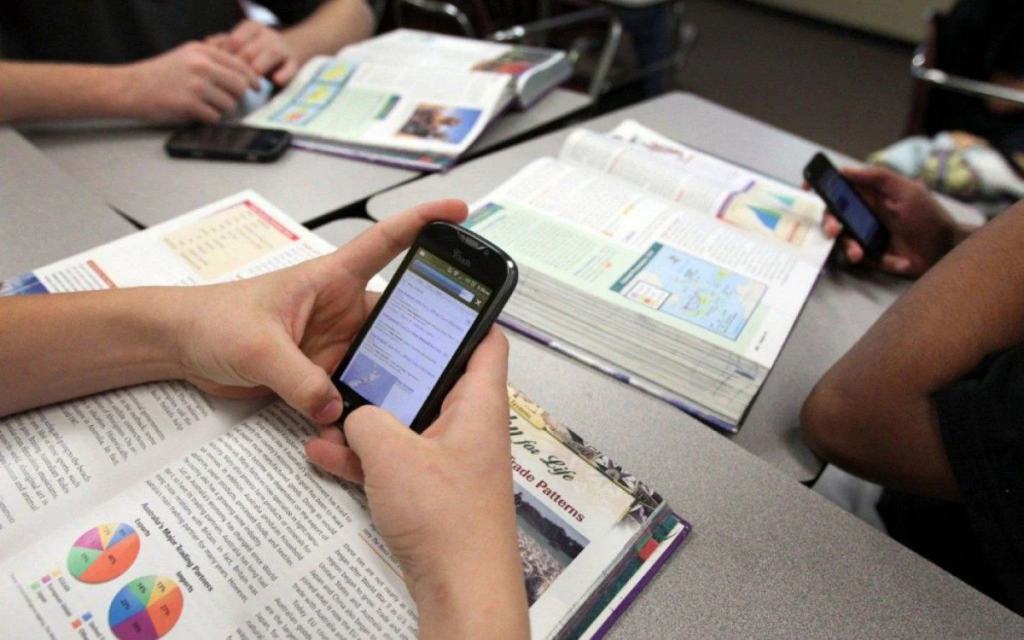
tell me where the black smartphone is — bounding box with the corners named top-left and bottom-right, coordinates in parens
top-left (331, 222), bottom-right (517, 433)
top-left (165, 124), bottom-right (291, 162)
top-left (804, 152), bottom-right (890, 257)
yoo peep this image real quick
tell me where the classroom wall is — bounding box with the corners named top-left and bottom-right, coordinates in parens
top-left (743, 0), bottom-right (958, 43)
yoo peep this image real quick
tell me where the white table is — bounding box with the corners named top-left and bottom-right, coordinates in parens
top-left (0, 128), bottom-right (136, 280)
top-left (22, 89), bottom-right (590, 228)
top-left (321, 213), bottom-right (1024, 636)
top-left (364, 92), bottom-right (942, 482)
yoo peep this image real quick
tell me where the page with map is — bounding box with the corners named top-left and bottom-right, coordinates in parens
top-left (464, 125), bottom-right (834, 429)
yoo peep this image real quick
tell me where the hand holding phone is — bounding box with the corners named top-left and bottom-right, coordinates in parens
top-left (331, 222), bottom-right (517, 432)
top-left (805, 158), bottom-right (967, 276)
top-left (804, 153), bottom-right (890, 257)
top-left (165, 124), bottom-right (290, 162)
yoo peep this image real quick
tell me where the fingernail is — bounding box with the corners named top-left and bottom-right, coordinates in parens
top-left (312, 398), bottom-right (342, 423)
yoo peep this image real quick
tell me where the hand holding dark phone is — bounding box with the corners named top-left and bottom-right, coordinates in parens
top-left (331, 222), bottom-right (517, 433)
top-left (165, 124), bottom-right (291, 162)
top-left (804, 153), bottom-right (890, 257)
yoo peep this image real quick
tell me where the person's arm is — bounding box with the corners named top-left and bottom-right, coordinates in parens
top-left (306, 329), bottom-right (530, 639)
top-left (0, 43), bottom-right (258, 124)
top-left (820, 166), bottom-right (978, 277)
top-left (802, 199), bottom-right (1024, 500)
top-left (0, 199), bottom-right (464, 420)
top-left (216, 0), bottom-right (375, 85)
top-left (282, 0), bottom-right (375, 63)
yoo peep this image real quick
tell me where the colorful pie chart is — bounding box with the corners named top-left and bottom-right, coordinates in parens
top-left (109, 575), bottom-right (184, 640)
top-left (67, 523), bottom-right (141, 584)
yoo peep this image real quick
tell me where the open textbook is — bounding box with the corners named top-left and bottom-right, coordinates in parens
top-left (464, 120), bottom-right (835, 431)
top-left (0, 192), bottom-right (689, 639)
top-left (244, 29), bottom-right (572, 171)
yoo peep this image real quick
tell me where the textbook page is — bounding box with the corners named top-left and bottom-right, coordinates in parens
top-left (0, 192), bottom-right (337, 561)
top-left (245, 56), bottom-right (509, 157)
top-left (471, 158), bottom-right (823, 370)
top-left (559, 122), bottom-right (832, 265)
top-left (0, 389), bottom-right (685, 640)
top-left (340, 29), bottom-right (570, 108)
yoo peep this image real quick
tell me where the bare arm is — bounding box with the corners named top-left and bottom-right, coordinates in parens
top-left (802, 201), bottom-right (1024, 500)
top-left (219, 0), bottom-right (375, 85)
top-left (281, 0), bottom-right (376, 63)
top-left (0, 43), bottom-right (258, 125)
top-left (0, 288), bottom-right (183, 416)
top-left (0, 61), bottom-right (134, 123)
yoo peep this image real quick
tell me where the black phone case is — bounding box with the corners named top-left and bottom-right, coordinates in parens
top-left (334, 223), bottom-right (518, 433)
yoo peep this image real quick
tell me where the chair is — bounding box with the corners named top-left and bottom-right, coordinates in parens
top-left (905, 8), bottom-right (1024, 138)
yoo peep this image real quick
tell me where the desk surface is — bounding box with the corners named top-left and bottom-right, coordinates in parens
top-left (318, 208), bottom-right (1024, 637)
top-left (368, 92), bottom-right (874, 481)
top-left (24, 89), bottom-right (589, 228)
top-left (0, 128), bottom-right (136, 281)
top-left (506, 333), bottom-right (1022, 638)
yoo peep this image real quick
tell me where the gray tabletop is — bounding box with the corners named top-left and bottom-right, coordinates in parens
top-left (22, 89), bottom-right (590, 228)
top-left (507, 333), bottom-right (1022, 638)
top-left (0, 128), bottom-right (137, 281)
top-left (311, 219), bottom-right (1024, 636)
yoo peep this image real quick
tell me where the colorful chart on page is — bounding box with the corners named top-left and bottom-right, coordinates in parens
top-left (109, 576), bottom-right (184, 640)
top-left (67, 523), bottom-right (141, 584)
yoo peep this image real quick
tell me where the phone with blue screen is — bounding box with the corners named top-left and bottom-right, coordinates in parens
top-left (331, 222), bottom-right (517, 433)
top-left (804, 153), bottom-right (890, 257)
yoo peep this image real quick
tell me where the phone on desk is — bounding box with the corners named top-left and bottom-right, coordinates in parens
top-left (804, 152), bottom-right (890, 257)
top-left (331, 222), bottom-right (517, 433)
top-left (165, 124), bottom-right (290, 162)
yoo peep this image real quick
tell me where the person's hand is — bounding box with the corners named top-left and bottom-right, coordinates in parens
top-left (171, 199), bottom-right (467, 422)
top-left (305, 328), bottom-right (530, 638)
top-left (119, 42), bottom-right (259, 124)
top-left (820, 166), bottom-right (964, 277)
top-left (212, 20), bottom-right (301, 86)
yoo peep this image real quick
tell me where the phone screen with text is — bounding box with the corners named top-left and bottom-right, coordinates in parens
top-left (821, 167), bottom-right (881, 245)
top-left (337, 248), bottom-right (492, 426)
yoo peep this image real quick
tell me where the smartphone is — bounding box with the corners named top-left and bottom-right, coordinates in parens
top-left (165, 124), bottom-right (291, 162)
top-left (804, 152), bottom-right (890, 257)
top-left (331, 222), bottom-right (517, 432)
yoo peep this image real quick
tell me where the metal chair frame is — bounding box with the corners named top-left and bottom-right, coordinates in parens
top-left (910, 10), bottom-right (1024, 108)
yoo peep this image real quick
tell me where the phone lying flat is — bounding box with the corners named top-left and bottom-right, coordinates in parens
top-left (331, 222), bottom-right (517, 433)
top-left (804, 152), bottom-right (890, 257)
top-left (165, 124), bottom-right (290, 162)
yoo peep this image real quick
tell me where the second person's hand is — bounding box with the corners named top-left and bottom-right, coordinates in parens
top-left (120, 42), bottom-right (260, 123)
top-left (821, 166), bottom-right (974, 277)
top-left (305, 328), bottom-right (531, 639)
top-left (213, 20), bottom-right (301, 86)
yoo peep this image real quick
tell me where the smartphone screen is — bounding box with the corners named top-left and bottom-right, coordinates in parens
top-left (819, 165), bottom-right (881, 245)
top-left (336, 247), bottom-right (492, 426)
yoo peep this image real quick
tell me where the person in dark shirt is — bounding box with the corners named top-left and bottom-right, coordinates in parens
top-left (801, 166), bottom-right (1024, 613)
top-left (0, 0), bottom-right (374, 123)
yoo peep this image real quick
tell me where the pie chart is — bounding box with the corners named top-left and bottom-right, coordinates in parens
top-left (109, 575), bottom-right (184, 640)
top-left (67, 523), bottom-right (141, 584)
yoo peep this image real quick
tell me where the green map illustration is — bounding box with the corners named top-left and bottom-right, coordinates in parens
top-left (612, 244), bottom-right (766, 340)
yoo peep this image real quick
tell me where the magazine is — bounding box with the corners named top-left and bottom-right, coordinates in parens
top-left (244, 29), bottom-right (573, 171)
top-left (0, 192), bottom-right (689, 639)
top-left (463, 120), bottom-right (835, 431)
